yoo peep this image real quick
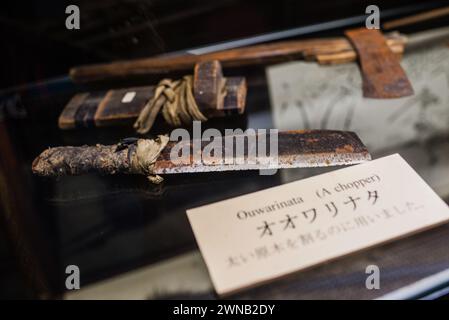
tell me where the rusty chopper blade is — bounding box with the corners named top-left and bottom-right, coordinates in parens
top-left (32, 130), bottom-right (370, 179)
top-left (153, 130), bottom-right (370, 174)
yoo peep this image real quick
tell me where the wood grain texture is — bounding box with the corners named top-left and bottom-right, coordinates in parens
top-left (384, 6), bottom-right (449, 30)
top-left (58, 93), bottom-right (89, 129)
top-left (94, 87), bottom-right (155, 127)
top-left (69, 33), bottom-right (407, 83)
top-left (223, 77), bottom-right (246, 113)
top-left (59, 61), bottom-right (247, 130)
top-left (58, 88), bottom-right (153, 129)
top-left (193, 60), bottom-right (225, 113)
top-left (345, 28), bottom-right (413, 99)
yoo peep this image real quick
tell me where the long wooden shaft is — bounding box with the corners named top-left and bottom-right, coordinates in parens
top-left (384, 6), bottom-right (449, 30)
top-left (69, 34), bottom-right (406, 83)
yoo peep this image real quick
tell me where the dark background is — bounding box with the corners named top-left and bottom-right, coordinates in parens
top-left (1, 0), bottom-right (446, 90)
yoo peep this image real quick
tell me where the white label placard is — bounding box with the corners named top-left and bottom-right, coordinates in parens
top-left (121, 91), bottom-right (136, 103)
top-left (187, 154), bottom-right (449, 295)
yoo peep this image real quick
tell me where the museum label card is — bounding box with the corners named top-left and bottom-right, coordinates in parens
top-left (187, 154), bottom-right (449, 295)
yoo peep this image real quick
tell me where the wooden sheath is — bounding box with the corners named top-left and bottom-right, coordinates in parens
top-left (345, 28), bottom-right (414, 99)
top-left (59, 61), bottom-right (246, 129)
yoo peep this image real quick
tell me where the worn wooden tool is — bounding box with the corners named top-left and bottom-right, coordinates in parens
top-left (32, 130), bottom-right (370, 179)
top-left (345, 28), bottom-right (414, 99)
top-left (384, 5), bottom-right (449, 30)
top-left (69, 33), bottom-right (406, 83)
top-left (59, 60), bottom-right (246, 130)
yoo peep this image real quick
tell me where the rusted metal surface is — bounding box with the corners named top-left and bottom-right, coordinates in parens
top-left (345, 28), bottom-right (414, 99)
top-left (154, 130), bottom-right (370, 174)
top-left (32, 130), bottom-right (370, 178)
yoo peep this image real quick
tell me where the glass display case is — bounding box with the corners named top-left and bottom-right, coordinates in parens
top-left (1, 0), bottom-right (449, 300)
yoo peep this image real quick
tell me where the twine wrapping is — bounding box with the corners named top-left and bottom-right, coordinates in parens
top-left (32, 135), bottom-right (170, 184)
top-left (130, 134), bottom-right (169, 183)
top-left (134, 76), bottom-right (208, 134)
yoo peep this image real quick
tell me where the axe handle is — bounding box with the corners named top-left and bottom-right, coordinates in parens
top-left (69, 34), bottom-right (406, 83)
